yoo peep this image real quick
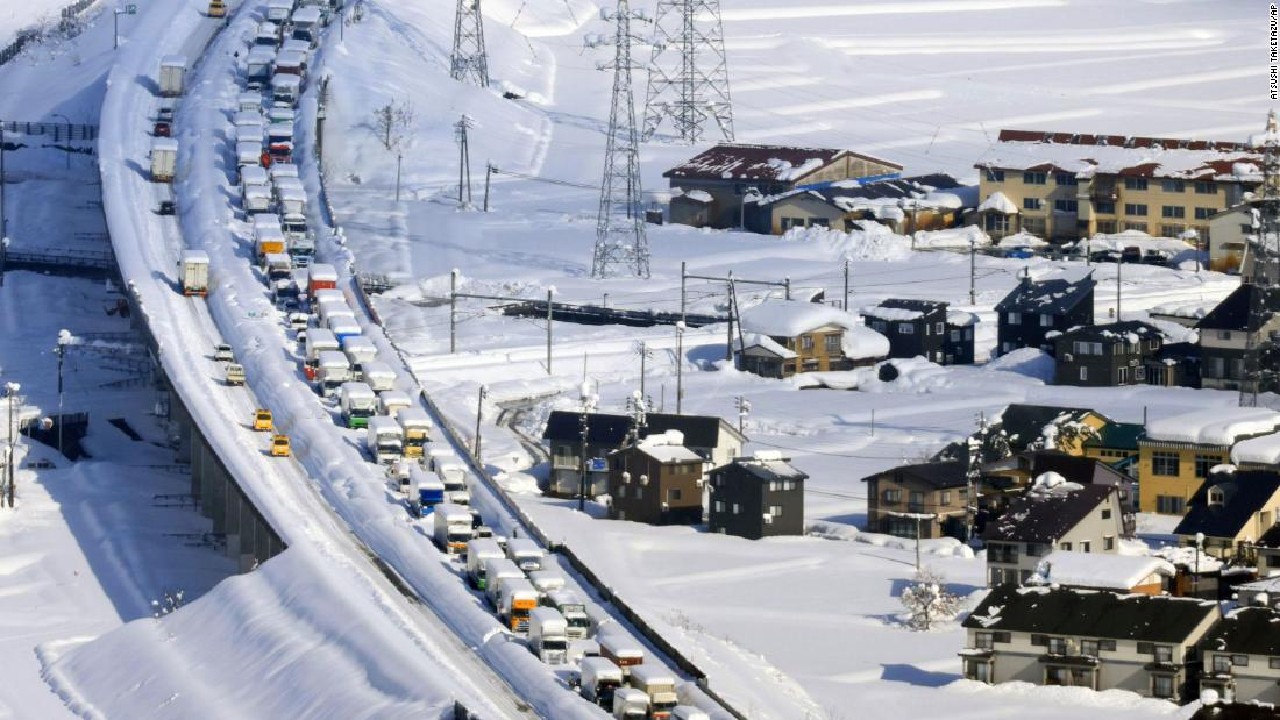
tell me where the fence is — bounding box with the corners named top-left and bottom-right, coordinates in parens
top-left (0, 0), bottom-right (97, 67)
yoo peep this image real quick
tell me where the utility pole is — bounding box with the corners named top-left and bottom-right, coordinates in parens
top-left (635, 341), bottom-right (651, 400)
top-left (724, 270), bottom-right (734, 361)
top-left (55, 334), bottom-right (65, 458)
top-left (5, 382), bottom-right (19, 508)
top-left (625, 389), bottom-right (650, 444)
top-left (734, 395), bottom-right (750, 435)
top-left (965, 411), bottom-right (986, 543)
top-left (1115, 259), bottom-right (1122, 321)
top-left (675, 322), bottom-right (685, 414)
top-left (394, 153), bottom-right (403, 202)
top-left (969, 236), bottom-right (977, 305)
top-left (546, 289), bottom-right (553, 375)
top-left (843, 258), bottom-right (849, 311)
top-left (578, 380), bottom-right (597, 512)
top-left (642, 0), bottom-right (734, 143)
top-left (450, 0), bottom-right (489, 86)
top-left (483, 163), bottom-right (493, 212)
top-left (449, 269), bottom-right (458, 353)
top-left (680, 261), bottom-right (687, 322)
top-left (1241, 110), bottom-right (1280, 407)
top-left (591, 0), bottom-right (651, 278)
top-left (455, 115), bottom-right (473, 209)
top-left (473, 384), bottom-right (487, 463)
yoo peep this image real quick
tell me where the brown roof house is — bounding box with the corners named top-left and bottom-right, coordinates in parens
top-left (663, 143), bottom-right (903, 230)
top-left (734, 300), bottom-right (889, 379)
top-left (862, 460), bottom-right (972, 541)
top-left (607, 430), bottom-right (706, 525)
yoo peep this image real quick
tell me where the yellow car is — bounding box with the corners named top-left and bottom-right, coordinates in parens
top-left (253, 409), bottom-right (273, 432)
top-left (207, 0), bottom-right (227, 17)
top-left (270, 434), bottom-right (291, 457)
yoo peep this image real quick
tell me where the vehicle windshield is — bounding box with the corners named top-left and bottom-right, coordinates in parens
top-left (567, 617), bottom-right (591, 628)
top-left (448, 532), bottom-right (472, 543)
top-left (541, 640), bottom-right (568, 650)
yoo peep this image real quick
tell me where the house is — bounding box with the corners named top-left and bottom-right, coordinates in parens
top-left (1196, 283), bottom-right (1280, 392)
top-left (1025, 551), bottom-right (1174, 595)
top-left (1253, 526), bottom-right (1280, 578)
top-left (741, 173), bottom-right (969, 236)
top-left (1051, 321), bottom-right (1165, 387)
top-left (1145, 341), bottom-right (1201, 389)
top-left (607, 430), bottom-right (706, 525)
top-left (996, 403), bottom-right (1109, 455)
top-left (1197, 605), bottom-right (1280, 706)
top-left (734, 300), bottom-right (889, 378)
top-left (1207, 203), bottom-right (1253, 274)
top-left (860, 298), bottom-right (978, 365)
top-left (707, 451), bottom-right (807, 540)
top-left (983, 478), bottom-right (1126, 587)
top-left (1189, 701), bottom-right (1280, 720)
top-left (1138, 407), bottom-right (1280, 514)
top-left (1082, 419), bottom-right (1143, 468)
top-left (1172, 467), bottom-right (1280, 563)
top-left (972, 127), bottom-right (1263, 244)
top-left (961, 585), bottom-right (1219, 701)
top-left (542, 410), bottom-right (746, 497)
top-left (981, 449), bottom-right (1138, 514)
top-left (861, 461), bottom-right (970, 541)
top-left (944, 310), bottom-right (978, 365)
top-left (662, 143), bottom-right (903, 230)
top-left (994, 272), bottom-right (1095, 357)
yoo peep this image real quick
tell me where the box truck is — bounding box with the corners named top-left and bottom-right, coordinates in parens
top-left (329, 319), bottom-right (362, 345)
top-left (483, 558), bottom-right (524, 610)
top-left (378, 390), bottom-right (411, 417)
top-left (599, 634), bottom-right (644, 681)
top-left (264, 252), bottom-right (292, 280)
top-left (396, 407), bottom-right (433, 458)
top-left (366, 415), bottom-right (404, 465)
top-left (498, 578), bottom-right (539, 633)
top-left (411, 464), bottom-right (445, 515)
top-left (629, 666), bottom-right (678, 720)
top-left (315, 350), bottom-right (351, 395)
top-left (610, 688), bottom-right (649, 720)
top-left (433, 503), bottom-right (473, 556)
top-left (506, 538), bottom-right (544, 573)
top-left (361, 360), bottom-right (396, 393)
top-left (527, 607), bottom-right (570, 664)
top-left (303, 327), bottom-right (338, 380)
top-left (527, 569), bottom-right (564, 600)
top-left (151, 138), bottom-right (178, 183)
top-left (580, 657), bottom-right (624, 710)
top-left (547, 589), bottom-right (591, 639)
top-left (245, 46), bottom-right (275, 90)
top-left (672, 707), bottom-right (711, 720)
top-left (465, 538), bottom-right (504, 590)
top-left (341, 335), bottom-right (377, 378)
top-left (339, 382), bottom-right (377, 429)
top-left (265, 0), bottom-right (292, 23)
top-left (437, 461), bottom-right (470, 505)
top-left (159, 55), bottom-right (187, 97)
top-left (180, 249), bottom-right (210, 296)
top-left (308, 264), bottom-right (337, 294)
top-left (254, 224), bottom-right (286, 261)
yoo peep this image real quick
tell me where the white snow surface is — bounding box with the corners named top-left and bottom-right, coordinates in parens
top-left (1230, 431), bottom-right (1280, 466)
top-left (1145, 408), bottom-right (1280, 446)
top-left (977, 191), bottom-right (1017, 214)
top-left (1029, 552), bottom-right (1174, 591)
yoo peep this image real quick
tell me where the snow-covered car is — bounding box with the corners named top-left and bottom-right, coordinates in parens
top-left (213, 343), bottom-right (234, 362)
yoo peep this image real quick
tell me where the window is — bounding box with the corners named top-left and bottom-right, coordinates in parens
top-left (1195, 180), bottom-right (1218, 194)
top-left (1124, 177), bottom-right (1148, 191)
top-left (731, 503), bottom-right (741, 515)
top-left (1097, 219), bottom-right (1119, 233)
top-left (1123, 221), bottom-right (1148, 232)
top-left (1102, 508), bottom-right (1112, 520)
top-left (950, 329), bottom-right (961, 342)
top-left (1024, 197), bottom-right (1043, 210)
top-left (1030, 634), bottom-right (1049, 647)
top-left (713, 500), bottom-right (725, 513)
top-left (1156, 495), bottom-right (1185, 514)
top-left (824, 334), bottom-right (840, 353)
top-left (985, 214), bottom-right (1010, 233)
top-left (1232, 654), bottom-right (1249, 666)
top-left (1054, 199), bottom-right (1079, 213)
top-left (1055, 172), bottom-right (1078, 186)
top-left (935, 322), bottom-right (945, 334)
top-left (909, 491), bottom-right (925, 508)
top-left (1046, 637), bottom-right (1069, 655)
top-left (801, 335), bottom-right (814, 351)
top-left (898, 324), bottom-right (914, 335)
top-left (1152, 675), bottom-right (1174, 699)
top-left (1095, 200), bottom-right (1117, 214)
top-left (1152, 452), bottom-right (1180, 477)
top-left (1269, 657), bottom-right (1280, 670)
top-left (1104, 535), bottom-right (1115, 551)
top-left (985, 169), bottom-right (1005, 183)
top-left (1161, 180), bottom-right (1185, 193)
top-left (1218, 330), bottom-right (1232, 341)
top-left (1195, 455), bottom-right (1221, 478)
top-left (941, 491), bottom-right (952, 505)
top-left (1161, 206), bottom-right (1186, 219)
top-left (1079, 366), bottom-right (1087, 381)
top-left (667, 488), bottom-right (682, 502)
top-left (1117, 367), bottom-right (1128, 384)
top-left (1024, 171), bottom-right (1047, 185)
top-left (1124, 203), bottom-right (1148, 216)
top-left (780, 217), bottom-right (805, 231)
top-left (883, 489), bottom-right (902, 503)
top-left (1081, 640), bottom-right (1099, 657)
top-left (1040, 313), bottom-right (1053, 327)
top-left (1213, 655), bottom-right (1232, 673)
top-left (1046, 667), bottom-right (1069, 686)
top-left (1007, 312), bottom-right (1021, 326)
top-left (974, 632), bottom-right (994, 649)
top-left (1195, 207), bottom-right (1217, 220)
top-left (1080, 541), bottom-right (1091, 553)
top-left (1100, 639), bottom-right (1116, 651)
top-left (964, 659), bottom-right (992, 683)
top-left (872, 320), bottom-right (887, 333)
top-left (1137, 642), bottom-right (1155, 655)
top-left (1060, 542), bottom-right (1073, 551)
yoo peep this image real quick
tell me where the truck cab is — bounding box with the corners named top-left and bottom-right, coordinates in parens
top-left (213, 343), bottom-right (234, 362)
top-left (432, 503), bottom-right (473, 556)
top-left (611, 688), bottom-right (649, 720)
top-left (338, 381), bottom-right (376, 429)
top-left (630, 665), bottom-right (678, 720)
top-left (505, 538), bottom-right (544, 572)
top-left (482, 558), bottom-right (524, 611)
top-left (224, 363), bottom-right (246, 386)
top-left (366, 416), bottom-right (404, 465)
top-left (436, 461), bottom-right (470, 505)
top-left (547, 589), bottom-right (591, 639)
top-left (411, 465), bottom-right (445, 515)
top-left (580, 657), bottom-right (624, 711)
top-left (498, 578), bottom-right (539, 633)
top-left (269, 434), bottom-right (291, 457)
top-left (527, 606), bottom-right (569, 664)
top-left (464, 539), bottom-right (504, 590)
top-left (599, 634), bottom-right (645, 681)
top-left (253, 409), bottom-right (273, 432)
top-left (154, 106), bottom-right (174, 137)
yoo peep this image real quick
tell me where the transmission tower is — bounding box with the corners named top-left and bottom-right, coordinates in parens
top-left (1239, 109), bottom-right (1280, 407)
top-left (451, 0), bottom-right (489, 87)
top-left (592, 0), bottom-right (651, 279)
top-left (642, 0), bottom-right (734, 143)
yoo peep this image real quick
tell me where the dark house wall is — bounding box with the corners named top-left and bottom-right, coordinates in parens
top-left (708, 464), bottom-right (805, 540)
top-left (943, 322), bottom-right (976, 365)
top-left (996, 288), bottom-right (1095, 356)
top-left (608, 449), bottom-right (704, 525)
top-left (865, 308), bottom-right (947, 362)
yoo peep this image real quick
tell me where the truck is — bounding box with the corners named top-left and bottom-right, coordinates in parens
top-left (396, 408), bottom-right (433, 458)
top-left (527, 569), bottom-right (564, 600)
top-left (158, 55), bottom-right (187, 97)
top-left (317, 297), bottom-right (354, 326)
top-left (483, 557), bottom-right (524, 610)
top-left (506, 538), bottom-right (544, 573)
top-left (283, 216), bottom-right (314, 267)
top-left (378, 390), bottom-right (412, 418)
top-left (610, 688), bottom-right (649, 720)
top-left (432, 503), bottom-right (473, 556)
top-left (464, 538), bottom-right (504, 590)
top-left (266, 122), bottom-right (293, 162)
top-left (263, 252), bottom-right (292, 281)
top-left (274, 49), bottom-right (307, 77)
top-left (599, 634), bottom-right (644, 681)
top-left (252, 20), bottom-right (280, 46)
top-left (437, 461), bottom-right (470, 505)
top-left (290, 5), bottom-right (322, 46)
top-left (180, 249), bottom-right (209, 296)
top-left (237, 140), bottom-right (264, 181)
top-left (361, 361), bottom-right (396, 393)
top-left (411, 464), bottom-right (445, 515)
top-left (341, 335), bottom-right (377, 378)
top-left (238, 92), bottom-right (262, 114)
top-left (245, 46), bottom-right (276, 90)
top-left (254, 224), bottom-right (286, 262)
top-left (277, 183), bottom-right (307, 217)
top-left (547, 589), bottom-right (591, 639)
top-left (329, 319), bottom-right (362, 345)
top-left (366, 415), bottom-right (404, 465)
top-left (224, 362), bottom-right (245, 386)
top-left (265, 0), bottom-right (293, 23)
top-left (315, 350), bottom-right (351, 396)
top-left (580, 657), bottom-right (625, 710)
top-left (338, 382), bottom-right (377, 429)
top-left (303, 327), bottom-right (338, 380)
top-left (207, 0), bottom-right (227, 18)
top-left (498, 578), bottom-right (539, 633)
top-left (672, 707), bottom-right (711, 720)
top-left (527, 607), bottom-right (570, 664)
top-left (271, 73), bottom-right (302, 107)
top-left (308, 264), bottom-right (338, 295)
top-left (629, 666), bottom-right (678, 720)
top-left (242, 184), bottom-right (273, 215)
top-left (151, 138), bottom-right (178, 183)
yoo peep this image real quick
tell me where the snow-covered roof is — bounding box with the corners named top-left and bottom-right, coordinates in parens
top-left (843, 325), bottom-right (890, 360)
top-left (1231, 431), bottom-right (1280, 465)
top-left (663, 143), bottom-right (902, 182)
top-left (738, 300), bottom-right (860, 337)
top-left (946, 310), bottom-right (978, 327)
top-left (1150, 545), bottom-right (1224, 572)
top-left (1027, 552), bottom-right (1174, 591)
top-left (860, 305), bottom-right (923, 321)
top-left (977, 129), bottom-right (1262, 181)
top-left (999, 231), bottom-right (1049, 248)
top-left (1145, 408), bottom-right (1280, 445)
top-left (735, 332), bottom-right (796, 359)
top-left (977, 191), bottom-right (1017, 214)
top-left (636, 430), bottom-right (701, 463)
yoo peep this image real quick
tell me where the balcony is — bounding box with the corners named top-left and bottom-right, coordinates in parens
top-left (1038, 654), bottom-right (1099, 667)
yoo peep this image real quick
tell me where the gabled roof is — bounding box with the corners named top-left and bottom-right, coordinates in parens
top-left (1195, 283), bottom-right (1280, 332)
top-left (863, 298), bottom-right (949, 321)
top-left (983, 483), bottom-right (1115, 543)
top-left (964, 585), bottom-right (1216, 643)
top-left (718, 455), bottom-right (808, 483)
top-left (1173, 469), bottom-right (1280, 539)
top-left (753, 174), bottom-right (963, 209)
top-left (1084, 421), bottom-right (1144, 451)
top-left (976, 129), bottom-right (1261, 181)
top-left (1028, 451), bottom-right (1131, 487)
top-left (1052, 320), bottom-right (1163, 345)
top-left (542, 411), bottom-right (743, 448)
top-left (1199, 606), bottom-right (1280, 657)
top-left (1028, 551), bottom-right (1173, 591)
top-left (862, 460), bottom-right (968, 490)
top-left (662, 143), bottom-right (902, 183)
top-left (998, 404), bottom-right (1100, 453)
top-left (995, 273), bottom-right (1096, 315)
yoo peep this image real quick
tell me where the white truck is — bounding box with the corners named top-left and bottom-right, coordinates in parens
top-left (547, 589), bottom-right (591, 639)
top-left (498, 578), bottom-right (539, 634)
top-left (527, 606), bottom-right (570, 664)
top-left (599, 634), bottom-right (645, 681)
top-left (242, 183), bottom-right (273, 215)
top-left (505, 538), bottom-right (544, 573)
top-left (238, 91), bottom-right (262, 114)
top-left (276, 182), bottom-right (307, 218)
top-left (303, 327), bottom-right (339, 379)
top-left (432, 503), bottom-right (473, 556)
top-left (290, 5), bottom-right (322, 46)
top-left (629, 665), bottom-right (678, 720)
top-left (527, 569), bottom-right (564, 600)
top-left (263, 252), bottom-right (292, 280)
top-left (611, 688), bottom-right (650, 720)
top-left (580, 657), bottom-right (625, 710)
top-left (329, 319), bottom-right (362, 346)
top-left (464, 538), bottom-right (505, 590)
top-left (361, 360), bottom-right (396, 393)
top-left (245, 46), bottom-right (276, 90)
top-left (366, 415), bottom-right (404, 465)
top-left (672, 707), bottom-right (710, 720)
top-left (151, 138), bottom-right (178, 183)
top-left (338, 382), bottom-right (377, 429)
top-left (265, 0), bottom-right (292, 23)
top-left (180, 249), bottom-right (210, 297)
top-left (315, 350), bottom-right (351, 396)
top-left (436, 460), bottom-right (470, 505)
top-left (316, 296), bottom-right (354, 326)
top-left (483, 557), bottom-right (524, 610)
top-left (341, 335), bottom-right (377, 379)
top-left (378, 390), bottom-right (411, 417)
top-left (159, 55), bottom-right (187, 97)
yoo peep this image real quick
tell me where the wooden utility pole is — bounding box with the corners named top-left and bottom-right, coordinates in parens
top-left (473, 384), bottom-right (487, 463)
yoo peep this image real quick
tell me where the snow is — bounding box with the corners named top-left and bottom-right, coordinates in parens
top-left (738, 299), bottom-right (860, 337)
top-left (1230, 432), bottom-right (1280, 465)
top-left (862, 305), bottom-right (924, 321)
top-left (978, 136), bottom-right (1260, 180)
top-left (736, 332), bottom-right (796, 359)
top-left (684, 189), bottom-right (713, 203)
top-left (1146, 408), bottom-right (1280, 445)
top-left (1028, 552), bottom-right (1174, 591)
top-left (977, 191), bottom-right (1017, 214)
top-left (637, 430), bottom-right (702, 463)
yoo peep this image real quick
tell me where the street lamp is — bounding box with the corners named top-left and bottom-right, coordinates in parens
top-left (51, 113), bottom-right (71, 170)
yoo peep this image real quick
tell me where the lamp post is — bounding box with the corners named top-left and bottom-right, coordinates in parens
top-left (675, 321), bottom-right (685, 415)
top-left (113, 4), bottom-right (136, 50)
top-left (51, 113), bottom-right (71, 170)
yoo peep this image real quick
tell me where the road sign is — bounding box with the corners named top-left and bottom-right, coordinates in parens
top-left (126, 4), bottom-right (137, 13)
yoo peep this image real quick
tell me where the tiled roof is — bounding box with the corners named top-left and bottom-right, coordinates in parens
top-left (977, 129), bottom-right (1261, 181)
top-left (1199, 606), bottom-right (1280, 657)
top-left (663, 143), bottom-right (902, 182)
top-left (964, 585), bottom-right (1216, 643)
top-left (862, 460), bottom-right (969, 490)
top-left (1172, 469), bottom-right (1280, 539)
top-left (983, 484), bottom-right (1115, 543)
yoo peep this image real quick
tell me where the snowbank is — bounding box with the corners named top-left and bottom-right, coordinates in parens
top-left (1230, 431), bottom-right (1280, 465)
top-left (984, 348), bottom-right (1054, 382)
top-left (1028, 552), bottom-right (1174, 591)
top-left (1146, 408), bottom-right (1280, 445)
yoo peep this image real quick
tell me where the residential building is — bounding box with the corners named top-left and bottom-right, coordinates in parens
top-left (1254, 526), bottom-right (1280, 577)
top-left (707, 451), bottom-right (807, 540)
top-left (542, 410), bottom-right (746, 497)
top-left (983, 480), bottom-right (1126, 587)
top-left (607, 430), bottom-right (706, 525)
top-left (1138, 408), bottom-right (1280, 514)
top-left (1145, 341), bottom-right (1201, 389)
top-left (663, 143), bottom-right (903, 230)
top-left (1083, 420), bottom-right (1143, 467)
top-left (1052, 321), bottom-right (1165, 387)
top-left (862, 299), bottom-right (949, 363)
top-left (735, 300), bottom-right (889, 378)
top-left (995, 404), bottom-right (1109, 456)
top-left (1196, 283), bottom-right (1280, 392)
top-left (1026, 551), bottom-right (1174, 595)
top-left (944, 311), bottom-right (978, 365)
top-left (981, 449), bottom-right (1138, 514)
top-left (961, 585), bottom-right (1219, 701)
top-left (1172, 468), bottom-right (1280, 563)
top-left (1207, 203), bottom-right (1253, 274)
top-left (861, 461), bottom-right (970, 541)
top-left (994, 273), bottom-right (1095, 357)
top-left (1197, 605), bottom-right (1280, 706)
top-left (972, 128), bottom-right (1262, 244)
top-left (1189, 701), bottom-right (1280, 720)
top-left (741, 173), bottom-right (968, 235)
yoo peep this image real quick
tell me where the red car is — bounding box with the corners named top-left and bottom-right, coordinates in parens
top-left (154, 107), bottom-right (174, 137)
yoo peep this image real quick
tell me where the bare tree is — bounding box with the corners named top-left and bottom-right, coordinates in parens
top-left (371, 100), bottom-right (415, 152)
top-left (901, 568), bottom-right (963, 631)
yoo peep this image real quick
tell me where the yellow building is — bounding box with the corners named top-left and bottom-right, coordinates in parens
top-left (973, 128), bottom-right (1263, 244)
top-left (1138, 409), bottom-right (1280, 514)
